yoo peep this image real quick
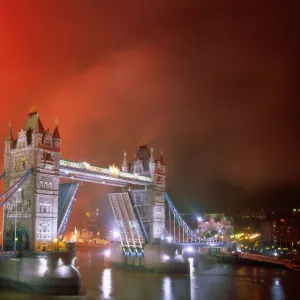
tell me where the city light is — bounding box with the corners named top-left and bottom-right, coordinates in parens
top-left (186, 247), bottom-right (194, 253)
top-left (162, 254), bottom-right (170, 261)
top-left (113, 231), bottom-right (119, 239)
top-left (83, 162), bottom-right (90, 168)
top-left (104, 249), bottom-right (110, 257)
top-left (166, 236), bottom-right (172, 243)
top-left (197, 217), bottom-right (202, 222)
top-left (109, 164), bottom-right (120, 176)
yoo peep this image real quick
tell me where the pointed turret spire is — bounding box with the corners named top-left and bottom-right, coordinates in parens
top-left (53, 117), bottom-right (61, 139)
top-left (122, 151), bottom-right (128, 172)
top-left (29, 103), bottom-right (38, 114)
top-left (160, 150), bottom-right (165, 165)
top-left (5, 121), bottom-right (13, 141)
top-left (34, 111), bottom-right (45, 134)
top-left (148, 146), bottom-right (156, 176)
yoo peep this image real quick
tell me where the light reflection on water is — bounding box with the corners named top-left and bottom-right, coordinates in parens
top-left (189, 258), bottom-right (196, 300)
top-left (272, 278), bottom-right (285, 300)
top-left (162, 276), bottom-right (173, 300)
top-left (101, 269), bottom-right (112, 300)
top-left (1, 249), bottom-right (300, 300)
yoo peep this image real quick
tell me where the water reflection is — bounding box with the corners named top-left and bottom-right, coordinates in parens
top-left (272, 278), bottom-right (285, 300)
top-left (37, 257), bottom-right (47, 275)
top-left (3, 249), bottom-right (299, 300)
top-left (88, 252), bottom-right (92, 266)
top-left (101, 268), bottom-right (112, 300)
top-left (189, 258), bottom-right (196, 300)
top-left (162, 276), bottom-right (173, 300)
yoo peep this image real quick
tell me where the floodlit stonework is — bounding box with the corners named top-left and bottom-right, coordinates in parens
top-left (125, 144), bottom-right (167, 242)
top-left (3, 108), bottom-right (61, 250)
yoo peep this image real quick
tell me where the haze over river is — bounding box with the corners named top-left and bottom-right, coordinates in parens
top-left (1, 247), bottom-right (299, 300)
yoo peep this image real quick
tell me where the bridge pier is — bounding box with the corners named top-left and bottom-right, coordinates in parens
top-left (107, 242), bottom-right (189, 274)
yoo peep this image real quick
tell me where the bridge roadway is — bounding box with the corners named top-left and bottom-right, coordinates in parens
top-left (59, 159), bottom-right (153, 187)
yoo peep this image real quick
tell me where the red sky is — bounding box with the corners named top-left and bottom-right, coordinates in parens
top-left (0, 1), bottom-right (299, 222)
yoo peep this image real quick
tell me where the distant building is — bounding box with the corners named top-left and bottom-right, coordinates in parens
top-left (234, 210), bottom-right (266, 233)
top-left (271, 218), bottom-right (298, 248)
top-left (203, 213), bottom-right (226, 223)
top-left (260, 221), bottom-right (272, 244)
top-left (224, 209), bottom-right (235, 231)
top-left (292, 208), bottom-right (300, 217)
top-left (240, 209), bottom-right (266, 220)
top-left (84, 208), bottom-right (101, 235)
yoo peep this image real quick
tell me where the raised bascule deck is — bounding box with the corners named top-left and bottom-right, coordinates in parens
top-left (0, 108), bottom-right (234, 293)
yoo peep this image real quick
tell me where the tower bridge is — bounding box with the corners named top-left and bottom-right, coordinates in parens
top-left (1, 109), bottom-right (231, 256)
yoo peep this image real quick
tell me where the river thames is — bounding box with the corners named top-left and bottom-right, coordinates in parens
top-left (0, 247), bottom-right (299, 300)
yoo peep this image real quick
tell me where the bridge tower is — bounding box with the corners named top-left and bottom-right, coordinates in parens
top-left (125, 143), bottom-right (166, 243)
top-left (3, 108), bottom-right (61, 251)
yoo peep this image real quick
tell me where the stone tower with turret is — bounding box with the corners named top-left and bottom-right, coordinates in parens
top-left (3, 107), bottom-right (61, 250)
top-left (122, 143), bottom-right (166, 243)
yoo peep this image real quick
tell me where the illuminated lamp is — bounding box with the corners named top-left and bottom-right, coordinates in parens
top-left (186, 247), bottom-right (194, 253)
top-left (162, 254), bottom-right (170, 261)
top-left (83, 162), bottom-right (90, 168)
top-left (109, 164), bottom-right (120, 176)
top-left (166, 236), bottom-right (172, 243)
top-left (113, 231), bottom-right (119, 239)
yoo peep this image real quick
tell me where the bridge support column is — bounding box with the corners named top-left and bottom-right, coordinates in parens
top-left (130, 188), bottom-right (166, 244)
top-left (107, 242), bottom-right (189, 273)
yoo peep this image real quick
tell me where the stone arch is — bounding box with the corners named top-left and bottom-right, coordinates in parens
top-left (16, 224), bottom-right (30, 250)
top-left (6, 223), bottom-right (30, 251)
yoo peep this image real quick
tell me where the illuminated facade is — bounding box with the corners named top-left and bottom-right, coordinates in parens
top-left (3, 108), bottom-right (61, 250)
top-left (197, 213), bottom-right (231, 242)
top-left (84, 208), bottom-right (102, 235)
top-left (271, 218), bottom-right (298, 248)
top-left (2, 109), bottom-right (229, 253)
top-left (126, 145), bottom-right (166, 242)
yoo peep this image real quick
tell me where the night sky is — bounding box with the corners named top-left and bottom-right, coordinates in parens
top-left (0, 1), bottom-right (299, 226)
